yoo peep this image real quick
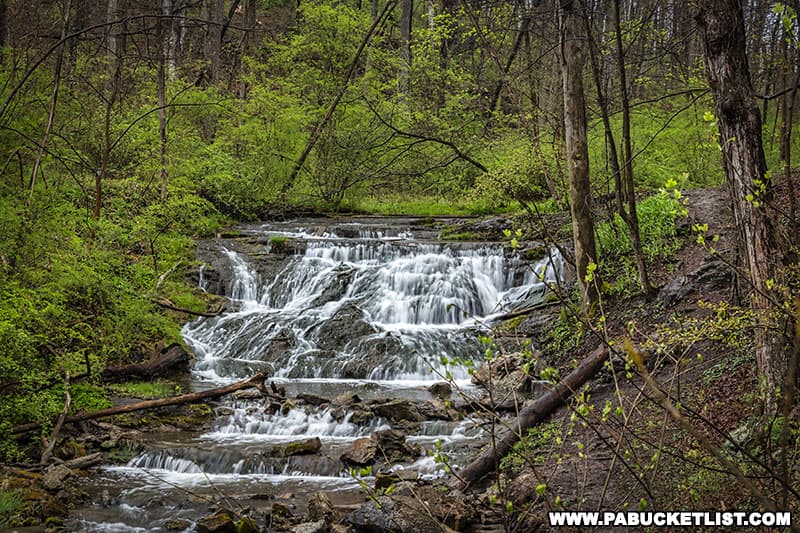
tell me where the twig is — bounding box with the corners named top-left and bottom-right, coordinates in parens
top-left (40, 372), bottom-right (70, 465)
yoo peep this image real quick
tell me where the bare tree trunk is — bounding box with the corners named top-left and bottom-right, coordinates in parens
top-left (158, 0), bottom-right (169, 200)
top-left (13, 372), bottom-right (272, 436)
top-left (29, 0), bottom-right (71, 196)
top-left (203, 0), bottom-right (224, 84)
top-left (106, 0), bottom-right (118, 84)
top-left (695, 0), bottom-right (786, 398)
top-left (560, 0), bottom-right (599, 313)
top-left (0, 0), bottom-right (6, 49)
top-left (399, 0), bottom-right (412, 92)
top-left (450, 347), bottom-right (609, 489)
top-left (612, 0), bottom-right (652, 297)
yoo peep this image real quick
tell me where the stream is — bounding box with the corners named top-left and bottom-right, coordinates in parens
top-left (66, 217), bottom-right (565, 532)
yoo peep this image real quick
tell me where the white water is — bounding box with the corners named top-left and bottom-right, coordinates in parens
top-left (69, 219), bottom-right (566, 532)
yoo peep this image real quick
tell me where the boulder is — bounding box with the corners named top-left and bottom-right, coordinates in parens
top-left (277, 437), bottom-right (322, 457)
top-left (293, 520), bottom-right (328, 533)
top-left (305, 491), bottom-right (337, 524)
top-left (340, 438), bottom-right (378, 466)
top-left (41, 464), bottom-right (73, 492)
top-left (427, 382), bottom-right (451, 398)
top-left (370, 400), bottom-right (424, 424)
top-left (315, 304), bottom-right (378, 352)
top-left (472, 352), bottom-right (535, 401)
top-left (196, 510), bottom-right (236, 533)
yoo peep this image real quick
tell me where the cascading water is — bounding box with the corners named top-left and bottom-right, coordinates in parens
top-left (67, 218), bottom-right (566, 532)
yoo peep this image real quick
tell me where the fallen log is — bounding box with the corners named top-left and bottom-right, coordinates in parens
top-left (449, 346), bottom-right (609, 489)
top-left (13, 371), bottom-right (270, 436)
top-left (101, 343), bottom-right (190, 382)
top-left (153, 298), bottom-right (223, 318)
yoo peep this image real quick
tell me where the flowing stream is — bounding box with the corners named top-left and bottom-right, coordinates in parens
top-left (67, 218), bottom-right (565, 532)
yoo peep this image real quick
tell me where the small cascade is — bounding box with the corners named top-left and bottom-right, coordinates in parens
top-left (68, 217), bottom-right (566, 532)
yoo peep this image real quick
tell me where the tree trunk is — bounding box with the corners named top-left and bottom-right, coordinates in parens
top-left (612, 0), bottom-right (653, 297)
top-left (695, 0), bottom-right (786, 397)
top-left (399, 0), bottom-right (412, 92)
top-left (0, 0), bottom-right (8, 49)
top-left (101, 344), bottom-right (190, 382)
top-left (560, 0), bottom-right (599, 313)
top-left (29, 0), bottom-right (71, 195)
top-left (158, 0), bottom-right (170, 200)
top-left (13, 372), bottom-right (271, 436)
top-left (450, 346), bottom-right (609, 489)
top-left (203, 0), bottom-right (224, 84)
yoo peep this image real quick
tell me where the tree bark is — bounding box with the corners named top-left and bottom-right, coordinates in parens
top-left (399, 0), bottom-right (413, 92)
top-left (612, 0), bottom-right (653, 297)
top-left (158, 0), bottom-right (170, 200)
top-left (13, 372), bottom-right (271, 436)
top-left (29, 0), bottom-right (71, 196)
top-left (695, 0), bottom-right (786, 396)
top-left (450, 346), bottom-right (609, 489)
top-left (0, 0), bottom-right (7, 49)
top-left (100, 344), bottom-right (190, 382)
top-left (560, 0), bottom-right (599, 313)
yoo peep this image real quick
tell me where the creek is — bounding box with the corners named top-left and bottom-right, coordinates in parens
top-left (66, 217), bottom-right (565, 532)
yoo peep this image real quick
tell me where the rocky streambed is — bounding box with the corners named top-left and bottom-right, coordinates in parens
top-left (56, 216), bottom-right (566, 532)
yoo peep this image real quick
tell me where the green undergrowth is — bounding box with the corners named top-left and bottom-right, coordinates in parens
top-left (0, 489), bottom-right (23, 526)
top-left (596, 192), bottom-right (685, 296)
top-left (0, 183), bottom-right (222, 461)
top-left (110, 380), bottom-right (183, 399)
top-left (345, 195), bottom-right (518, 216)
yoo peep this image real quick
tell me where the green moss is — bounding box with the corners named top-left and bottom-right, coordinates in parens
top-left (269, 236), bottom-right (290, 254)
top-left (439, 228), bottom-right (478, 241)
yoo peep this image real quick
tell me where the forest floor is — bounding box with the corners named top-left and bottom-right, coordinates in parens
top-left (476, 184), bottom-right (799, 531)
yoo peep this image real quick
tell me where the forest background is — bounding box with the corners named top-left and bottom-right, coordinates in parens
top-left (0, 0), bottom-right (798, 513)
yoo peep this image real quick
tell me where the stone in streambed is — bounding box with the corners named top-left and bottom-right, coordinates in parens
top-left (195, 510), bottom-right (236, 533)
top-left (427, 382), bottom-right (451, 398)
top-left (370, 400), bottom-right (424, 423)
top-left (305, 491), bottom-right (337, 524)
top-left (340, 437), bottom-right (378, 466)
top-left (278, 437), bottom-right (322, 457)
top-left (41, 464), bottom-right (73, 491)
top-left (292, 520), bottom-right (328, 533)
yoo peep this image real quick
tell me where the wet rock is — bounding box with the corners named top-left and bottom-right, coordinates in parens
top-left (305, 491), bottom-right (337, 524)
top-left (372, 430), bottom-right (418, 463)
top-left (339, 334), bottom-right (404, 379)
top-left (370, 400), bottom-right (424, 423)
top-left (165, 519), bottom-right (192, 530)
top-left (293, 520), bottom-right (328, 533)
top-left (340, 437), bottom-right (378, 466)
top-left (427, 382), bottom-right (451, 398)
top-left (418, 398), bottom-right (459, 421)
top-left (309, 264), bottom-right (356, 307)
top-left (278, 437), bottom-right (322, 457)
top-left (267, 501), bottom-right (294, 528)
top-left (334, 392), bottom-right (361, 405)
top-left (298, 393), bottom-right (329, 406)
top-left (196, 510), bottom-right (236, 533)
top-left (315, 304), bottom-right (378, 352)
top-left (41, 464), bottom-right (73, 491)
top-left (374, 471), bottom-right (402, 491)
top-left (236, 516), bottom-right (259, 533)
